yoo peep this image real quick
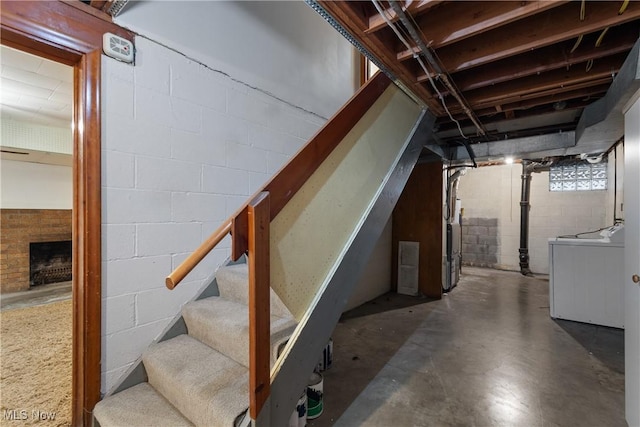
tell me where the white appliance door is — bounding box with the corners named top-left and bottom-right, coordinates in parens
top-left (624, 94), bottom-right (640, 427)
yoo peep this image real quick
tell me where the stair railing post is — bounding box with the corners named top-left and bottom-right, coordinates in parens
top-left (247, 191), bottom-right (271, 420)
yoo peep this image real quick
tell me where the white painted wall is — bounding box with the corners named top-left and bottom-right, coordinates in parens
top-left (0, 159), bottom-right (72, 209)
top-left (115, 1), bottom-right (357, 119)
top-left (606, 142), bottom-right (624, 224)
top-left (345, 218), bottom-right (392, 311)
top-left (1, 119), bottom-right (72, 155)
top-left (101, 1), bottom-right (356, 391)
top-left (458, 164), bottom-right (611, 274)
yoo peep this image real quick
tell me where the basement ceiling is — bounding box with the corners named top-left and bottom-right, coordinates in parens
top-left (0, 45), bottom-right (73, 128)
top-left (316, 1), bottom-right (639, 158)
top-left (82, 0), bottom-right (639, 161)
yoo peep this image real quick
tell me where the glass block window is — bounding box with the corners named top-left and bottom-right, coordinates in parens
top-left (549, 160), bottom-right (607, 192)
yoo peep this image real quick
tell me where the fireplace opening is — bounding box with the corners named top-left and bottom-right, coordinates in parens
top-left (29, 241), bottom-right (72, 287)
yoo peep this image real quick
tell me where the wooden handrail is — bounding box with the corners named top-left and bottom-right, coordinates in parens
top-left (166, 72), bottom-right (392, 290)
top-left (165, 220), bottom-right (232, 289)
top-left (231, 72), bottom-right (393, 257)
top-left (165, 71), bottom-right (393, 422)
top-left (247, 192), bottom-right (271, 418)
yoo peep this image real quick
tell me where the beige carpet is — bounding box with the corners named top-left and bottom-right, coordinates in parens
top-left (0, 300), bottom-right (72, 427)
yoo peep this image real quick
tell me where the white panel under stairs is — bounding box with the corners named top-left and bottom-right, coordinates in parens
top-left (398, 241), bottom-right (419, 296)
top-left (94, 264), bottom-right (296, 427)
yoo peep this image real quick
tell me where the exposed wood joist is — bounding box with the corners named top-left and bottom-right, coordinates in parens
top-left (418, 25), bottom-right (638, 91)
top-left (412, 0), bottom-right (568, 49)
top-left (457, 52), bottom-right (625, 108)
top-left (319, 1), bottom-right (638, 147)
top-left (398, 1), bottom-right (640, 72)
top-left (441, 92), bottom-right (605, 128)
top-left (501, 87), bottom-right (608, 114)
top-left (472, 84), bottom-right (610, 119)
top-left (101, 1), bottom-right (116, 13)
top-left (89, 0), bottom-right (107, 9)
top-left (451, 76), bottom-right (614, 114)
top-left (365, 0), bottom-right (444, 34)
top-left (61, 0), bottom-right (113, 22)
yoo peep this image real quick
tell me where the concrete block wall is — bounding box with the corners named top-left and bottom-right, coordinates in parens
top-left (458, 164), bottom-right (610, 275)
top-left (526, 170), bottom-right (607, 273)
top-left (461, 217), bottom-right (499, 267)
top-left (100, 36), bottom-right (328, 392)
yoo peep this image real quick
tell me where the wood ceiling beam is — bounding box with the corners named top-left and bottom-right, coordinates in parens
top-left (61, 0), bottom-right (113, 22)
top-left (500, 85), bottom-right (609, 114)
top-left (460, 52), bottom-right (625, 107)
top-left (412, 0), bottom-right (568, 49)
top-left (101, 1), bottom-right (116, 13)
top-left (89, 0), bottom-right (107, 9)
top-left (453, 76), bottom-right (614, 113)
top-left (365, 0), bottom-right (444, 34)
top-left (398, 1), bottom-right (640, 72)
top-left (447, 84), bottom-right (610, 121)
top-left (318, 1), bottom-right (443, 115)
top-left (417, 28), bottom-right (637, 91)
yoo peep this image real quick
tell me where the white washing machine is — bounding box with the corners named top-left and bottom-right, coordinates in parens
top-left (548, 225), bottom-right (625, 329)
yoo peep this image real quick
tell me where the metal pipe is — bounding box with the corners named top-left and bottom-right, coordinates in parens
top-left (448, 169), bottom-right (465, 220)
top-left (519, 160), bottom-right (553, 276)
top-left (519, 161), bottom-right (533, 276)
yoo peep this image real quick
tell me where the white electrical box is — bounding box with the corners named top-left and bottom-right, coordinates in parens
top-left (103, 32), bottom-right (134, 63)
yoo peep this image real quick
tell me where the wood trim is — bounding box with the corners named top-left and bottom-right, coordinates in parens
top-left (74, 49), bottom-right (103, 426)
top-left (0, 1), bottom-right (133, 58)
top-left (359, 54), bottom-right (368, 87)
top-left (231, 207), bottom-right (249, 261)
top-left (1, 2), bottom-right (133, 426)
top-left (247, 192), bottom-right (271, 420)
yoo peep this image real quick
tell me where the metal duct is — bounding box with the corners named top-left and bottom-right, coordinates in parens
top-left (107, 0), bottom-right (130, 17)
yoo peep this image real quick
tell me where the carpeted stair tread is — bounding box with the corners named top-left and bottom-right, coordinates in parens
top-left (183, 296), bottom-right (297, 368)
top-left (143, 334), bottom-right (248, 427)
top-left (93, 382), bottom-right (193, 427)
top-left (215, 263), bottom-right (291, 318)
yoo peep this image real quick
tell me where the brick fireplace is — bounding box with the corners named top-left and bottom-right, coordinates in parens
top-left (0, 209), bottom-right (72, 293)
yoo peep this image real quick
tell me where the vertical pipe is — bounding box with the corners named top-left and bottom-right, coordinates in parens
top-left (519, 162), bottom-right (533, 276)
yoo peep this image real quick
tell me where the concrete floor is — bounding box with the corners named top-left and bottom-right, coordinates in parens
top-left (310, 266), bottom-right (625, 427)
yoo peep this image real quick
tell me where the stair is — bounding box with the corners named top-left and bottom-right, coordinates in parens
top-left (94, 263), bottom-right (297, 427)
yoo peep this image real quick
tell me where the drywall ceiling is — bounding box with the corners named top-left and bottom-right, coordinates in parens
top-left (0, 45), bottom-right (73, 128)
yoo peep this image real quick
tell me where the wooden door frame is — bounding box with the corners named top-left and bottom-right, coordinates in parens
top-left (1, 3), bottom-right (133, 426)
